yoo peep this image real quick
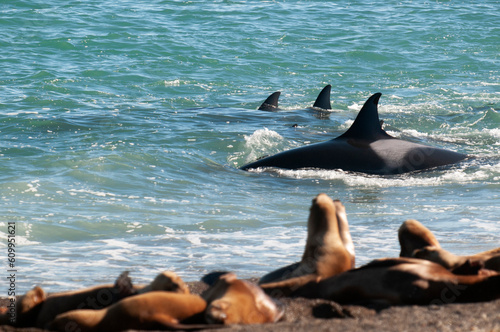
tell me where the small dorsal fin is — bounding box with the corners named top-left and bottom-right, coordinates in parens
top-left (312, 84), bottom-right (332, 110)
top-left (258, 91), bottom-right (280, 111)
top-left (338, 93), bottom-right (391, 141)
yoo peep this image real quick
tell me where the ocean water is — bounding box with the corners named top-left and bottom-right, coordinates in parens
top-left (1, 1), bottom-right (499, 292)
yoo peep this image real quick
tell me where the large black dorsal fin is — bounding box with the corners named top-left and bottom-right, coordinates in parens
top-left (338, 93), bottom-right (391, 141)
top-left (258, 91), bottom-right (281, 111)
top-left (312, 84), bottom-right (332, 110)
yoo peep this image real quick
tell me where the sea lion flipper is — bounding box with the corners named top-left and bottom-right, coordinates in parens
top-left (258, 262), bottom-right (302, 285)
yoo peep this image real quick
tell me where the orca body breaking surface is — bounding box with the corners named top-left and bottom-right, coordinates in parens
top-left (242, 93), bottom-right (467, 175)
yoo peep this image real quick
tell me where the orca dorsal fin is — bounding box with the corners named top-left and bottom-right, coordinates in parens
top-left (338, 93), bottom-right (391, 141)
top-left (258, 91), bottom-right (281, 111)
top-left (312, 84), bottom-right (332, 110)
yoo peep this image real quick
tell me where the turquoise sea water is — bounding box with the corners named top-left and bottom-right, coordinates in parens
top-left (1, 1), bottom-right (499, 292)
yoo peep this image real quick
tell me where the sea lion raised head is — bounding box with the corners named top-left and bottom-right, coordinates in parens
top-left (203, 273), bottom-right (284, 325)
top-left (398, 219), bottom-right (441, 257)
top-left (259, 194), bottom-right (353, 297)
top-left (333, 199), bottom-right (355, 268)
top-left (302, 194), bottom-right (353, 277)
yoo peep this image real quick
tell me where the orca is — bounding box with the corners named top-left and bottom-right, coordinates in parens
top-left (258, 91), bottom-right (281, 111)
top-left (257, 85), bottom-right (332, 111)
top-left (242, 93), bottom-right (468, 175)
top-left (312, 84), bottom-right (332, 110)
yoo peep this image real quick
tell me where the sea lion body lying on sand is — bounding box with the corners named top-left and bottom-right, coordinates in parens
top-left (51, 272), bottom-right (283, 331)
top-left (49, 292), bottom-right (207, 332)
top-left (0, 286), bottom-right (45, 327)
top-left (203, 273), bottom-right (284, 325)
top-left (292, 257), bottom-right (500, 305)
top-left (259, 194), bottom-right (354, 296)
top-left (413, 246), bottom-right (500, 273)
top-left (398, 220), bottom-right (500, 273)
top-left (0, 272), bottom-right (133, 328)
top-left (2, 271), bottom-right (186, 328)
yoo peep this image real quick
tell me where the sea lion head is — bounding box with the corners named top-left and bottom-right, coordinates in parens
top-left (306, 194), bottom-right (340, 242)
top-left (138, 271), bottom-right (189, 294)
top-left (302, 194), bottom-right (352, 277)
top-left (0, 286), bottom-right (46, 327)
top-left (204, 273), bottom-right (284, 325)
top-left (412, 246), bottom-right (453, 268)
top-left (333, 199), bottom-right (355, 268)
top-left (398, 219), bottom-right (441, 257)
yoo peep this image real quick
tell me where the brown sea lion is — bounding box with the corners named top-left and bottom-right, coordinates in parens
top-left (259, 194), bottom-right (353, 296)
top-left (136, 271), bottom-right (190, 294)
top-left (398, 219), bottom-right (441, 257)
top-left (413, 246), bottom-right (500, 273)
top-left (293, 257), bottom-right (500, 305)
top-left (398, 220), bottom-right (500, 273)
top-left (203, 273), bottom-right (284, 325)
top-left (31, 271), bottom-right (135, 328)
top-left (0, 272), bottom-right (130, 328)
top-left (48, 292), bottom-right (208, 332)
top-left (0, 286), bottom-right (45, 327)
top-left (9, 270), bottom-right (186, 328)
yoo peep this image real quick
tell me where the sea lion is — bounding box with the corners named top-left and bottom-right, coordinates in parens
top-left (0, 286), bottom-right (45, 327)
top-left (48, 292), bottom-right (208, 332)
top-left (259, 194), bottom-right (353, 297)
top-left (136, 271), bottom-right (190, 294)
top-left (13, 271), bottom-right (186, 328)
top-left (203, 273), bottom-right (284, 325)
top-left (398, 219), bottom-right (441, 257)
top-left (0, 273), bottom-right (131, 328)
top-left (398, 220), bottom-right (500, 273)
top-left (32, 271), bottom-right (135, 328)
top-left (293, 257), bottom-right (500, 305)
top-left (413, 246), bottom-right (500, 273)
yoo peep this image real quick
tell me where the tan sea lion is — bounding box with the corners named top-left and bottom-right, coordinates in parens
top-left (203, 273), bottom-right (284, 325)
top-left (335, 199), bottom-right (355, 267)
top-left (398, 219), bottom-right (441, 257)
top-left (293, 257), bottom-right (500, 305)
top-left (413, 246), bottom-right (500, 273)
top-left (48, 292), bottom-right (208, 332)
top-left (259, 194), bottom-right (353, 296)
top-left (0, 286), bottom-right (45, 327)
